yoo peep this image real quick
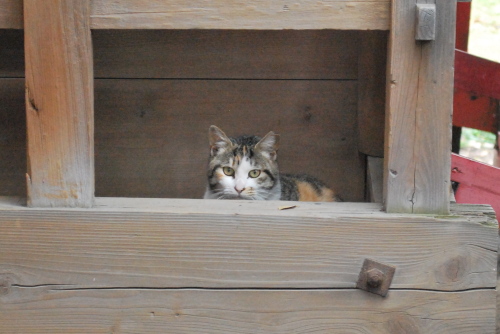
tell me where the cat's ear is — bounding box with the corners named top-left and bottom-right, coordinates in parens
top-left (209, 125), bottom-right (232, 156)
top-left (256, 131), bottom-right (280, 160)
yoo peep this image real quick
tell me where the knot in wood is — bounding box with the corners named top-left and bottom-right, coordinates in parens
top-left (0, 276), bottom-right (12, 296)
top-left (366, 268), bottom-right (384, 288)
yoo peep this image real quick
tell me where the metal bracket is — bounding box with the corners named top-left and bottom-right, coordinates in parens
top-left (356, 259), bottom-right (396, 297)
top-left (416, 4), bottom-right (437, 41)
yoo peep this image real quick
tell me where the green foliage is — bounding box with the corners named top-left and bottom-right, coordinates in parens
top-left (469, 0), bottom-right (500, 63)
top-left (460, 128), bottom-right (497, 149)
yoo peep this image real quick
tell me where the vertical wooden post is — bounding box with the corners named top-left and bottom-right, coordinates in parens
top-left (384, 0), bottom-right (456, 214)
top-left (24, 0), bottom-right (94, 207)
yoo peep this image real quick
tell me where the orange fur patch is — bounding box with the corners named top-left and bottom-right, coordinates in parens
top-left (297, 181), bottom-right (335, 202)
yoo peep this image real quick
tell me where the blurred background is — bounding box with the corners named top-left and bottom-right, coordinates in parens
top-left (459, 0), bottom-right (500, 164)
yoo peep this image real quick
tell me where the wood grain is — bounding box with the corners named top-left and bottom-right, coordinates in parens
top-left (357, 30), bottom-right (387, 157)
top-left (0, 29), bottom-right (368, 80)
top-left (0, 0), bottom-right (22, 28)
top-left (94, 79), bottom-right (365, 201)
top-left (0, 288), bottom-right (495, 333)
top-left (0, 0), bottom-right (392, 30)
top-left (0, 79), bottom-right (25, 196)
top-left (0, 198), bottom-right (496, 290)
top-left (93, 30), bottom-right (360, 80)
top-left (90, 0), bottom-right (390, 30)
top-left (24, 0), bottom-right (94, 207)
top-left (384, 0), bottom-right (456, 213)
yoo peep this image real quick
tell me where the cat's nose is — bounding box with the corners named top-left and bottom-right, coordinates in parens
top-left (235, 186), bottom-right (246, 194)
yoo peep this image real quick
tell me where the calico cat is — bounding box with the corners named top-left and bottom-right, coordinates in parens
top-left (203, 125), bottom-right (340, 202)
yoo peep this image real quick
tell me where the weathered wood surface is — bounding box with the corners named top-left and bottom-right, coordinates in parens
top-left (24, 0), bottom-right (94, 207)
top-left (0, 79), bottom-right (25, 196)
top-left (1, 0), bottom-right (390, 30)
top-left (451, 153), bottom-right (500, 217)
top-left (0, 288), bottom-right (495, 333)
top-left (0, 0), bottom-right (22, 28)
top-left (357, 31), bottom-right (387, 157)
top-left (0, 30), bottom-right (361, 80)
top-left (384, 0), bottom-right (456, 213)
top-left (92, 0), bottom-right (390, 30)
top-left (93, 30), bottom-right (360, 79)
top-left (0, 198), bottom-right (496, 290)
top-left (94, 79), bottom-right (364, 201)
top-left (455, 49), bottom-right (500, 101)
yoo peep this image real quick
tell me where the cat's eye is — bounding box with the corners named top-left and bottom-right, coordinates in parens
top-left (248, 169), bottom-right (261, 178)
top-left (222, 167), bottom-right (235, 176)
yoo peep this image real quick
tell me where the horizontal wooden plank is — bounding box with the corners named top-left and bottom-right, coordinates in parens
top-left (0, 79), bottom-right (26, 196)
top-left (0, 0), bottom-right (391, 30)
top-left (0, 78), bottom-right (365, 200)
top-left (91, 0), bottom-right (390, 30)
top-left (453, 89), bottom-right (499, 134)
top-left (451, 153), bottom-right (500, 216)
top-left (93, 30), bottom-right (360, 79)
top-left (0, 288), bottom-right (495, 333)
top-left (455, 50), bottom-right (500, 100)
top-left (94, 79), bottom-right (365, 201)
top-left (0, 198), bottom-right (497, 290)
top-left (1, 30), bottom-right (365, 80)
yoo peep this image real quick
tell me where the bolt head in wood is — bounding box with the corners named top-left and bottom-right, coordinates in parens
top-left (356, 259), bottom-right (396, 297)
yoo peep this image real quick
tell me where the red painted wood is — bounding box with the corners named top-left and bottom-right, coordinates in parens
top-left (455, 2), bottom-right (471, 51)
top-left (451, 153), bottom-right (500, 216)
top-left (454, 50), bottom-right (500, 100)
top-left (453, 89), bottom-right (499, 134)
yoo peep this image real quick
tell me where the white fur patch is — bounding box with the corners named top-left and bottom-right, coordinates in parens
top-left (204, 159), bottom-right (281, 200)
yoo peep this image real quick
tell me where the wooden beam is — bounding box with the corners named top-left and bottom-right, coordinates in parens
top-left (384, 0), bottom-right (456, 213)
top-left (0, 288), bottom-right (495, 333)
top-left (1, 0), bottom-right (390, 30)
top-left (453, 89), bottom-right (499, 134)
top-left (455, 50), bottom-right (500, 101)
top-left (90, 0), bottom-right (390, 30)
top-left (455, 1), bottom-right (471, 51)
top-left (24, 0), bottom-right (94, 207)
top-left (93, 30), bottom-right (360, 80)
top-left (0, 0), bottom-right (22, 28)
top-left (451, 153), bottom-right (500, 217)
top-left (0, 198), bottom-right (496, 290)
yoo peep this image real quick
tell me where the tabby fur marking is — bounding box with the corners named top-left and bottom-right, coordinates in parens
top-left (203, 125), bottom-right (340, 202)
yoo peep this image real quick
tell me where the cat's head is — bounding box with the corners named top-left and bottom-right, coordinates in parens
top-left (205, 125), bottom-right (280, 200)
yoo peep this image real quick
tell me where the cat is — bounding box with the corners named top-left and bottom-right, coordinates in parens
top-left (203, 125), bottom-right (340, 202)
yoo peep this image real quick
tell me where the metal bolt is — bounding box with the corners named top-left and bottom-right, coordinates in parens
top-left (366, 268), bottom-right (384, 288)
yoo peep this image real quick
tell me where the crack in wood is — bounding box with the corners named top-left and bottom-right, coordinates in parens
top-left (25, 87), bottom-right (39, 114)
top-left (9, 285), bottom-right (495, 294)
